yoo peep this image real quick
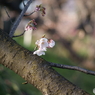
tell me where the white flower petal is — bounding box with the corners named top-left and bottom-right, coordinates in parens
top-left (40, 38), bottom-right (48, 42)
top-left (39, 38), bottom-right (48, 46)
top-left (36, 38), bottom-right (48, 51)
top-left (33, 50), bottom-right (45, 56)
top-left (35, 40), bottom-right (40, 45)
top-left (48, 40), bottom-right (55, 48)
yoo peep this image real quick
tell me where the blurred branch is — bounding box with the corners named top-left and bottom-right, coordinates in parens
top-left (23, 0), bottom-right (26, 7)
top-left (50, 62), bottom-right (95, 76)
top-left (9, 0), bottom-right (33, 37)
top-left (59, 36), bottom-right (84, 62)
top-left (4, 6), bottom-right (13, 25)
top-left (22, 0), bottom-right (35, 16)
top-left (46, 28), bottom-right (84, 62)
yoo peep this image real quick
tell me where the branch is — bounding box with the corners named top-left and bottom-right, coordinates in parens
top-left (23, 0), bottom-right (26, 7)
top-left (4, 6), bottom-right (13, 25)
top-left (0, 31), bottom-right (90, 95)
top-left (24, 11), bottom-right (35, 16)
top-left (9, 0), bottom-right (33, 37)
top-left (12, 30), bottom-right (25, 38)
top-left (50, 62), bottom-right (95, 76)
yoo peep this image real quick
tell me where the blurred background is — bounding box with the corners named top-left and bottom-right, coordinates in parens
top-left (0, 0), bottom-right (95, 95)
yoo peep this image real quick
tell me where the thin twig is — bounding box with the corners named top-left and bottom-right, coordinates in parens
top-left (22, 81), bottom-right (28, 84)
top-left (4, 6), bottom-right (13, 24)
top-left (12, 31), bottom-right (25, 38)
top-left (23, 0), bottom-right (26, 7)
top-left (24, 11), bottom-right (35, 16)
top-left (50, 62), bottom-right (95, 76)
top-left (9, 0), bottom-right (33, 37)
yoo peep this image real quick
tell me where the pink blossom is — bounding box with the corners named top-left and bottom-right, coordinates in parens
top-left (33, 37), bottom-right (55, 56)
top-left (25, 19), bottom-right (37, 31)
top-left (35, 4), bottom-right (46, 16)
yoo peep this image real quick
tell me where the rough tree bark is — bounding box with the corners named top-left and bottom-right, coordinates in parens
top-left (0, 30), bottom-right (91, 95)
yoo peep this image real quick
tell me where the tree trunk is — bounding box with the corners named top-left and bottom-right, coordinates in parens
top-left (0, 30), bottom-right (91, 95)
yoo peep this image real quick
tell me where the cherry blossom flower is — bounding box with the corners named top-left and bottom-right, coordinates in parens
top-left (35, 4), bottom-right (46, 16)
top-left (36, 38), bottom-right (48, 51)
top-left (24, 19), bottom-right (37, 47)
top-left (25, 19), bottom-right (37, 31)
top-left (33, 36), bottom-right (55, 56)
